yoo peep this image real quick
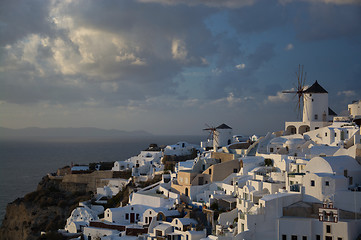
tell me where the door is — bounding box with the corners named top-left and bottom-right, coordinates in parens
top-left (130, 213), bottom-right (135, 223)
top-left (198, 177), bottom-right (204, 185)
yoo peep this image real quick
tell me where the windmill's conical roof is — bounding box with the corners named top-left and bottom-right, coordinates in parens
top-left (216, 123), bottom-right (232, 129)
top-left (304, 80), bottom-right (328, 93)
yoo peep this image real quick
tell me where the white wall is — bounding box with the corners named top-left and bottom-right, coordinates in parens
top-left (278, 217), bottom-right (313, 240)
top-left (348, 100), bottom-right (361, 117)
top-left (130, 192), bottom-right (176, 208)
top-left (334, 190), bottom-right (361, 213)
top-left (83, 226), bottom-right (120, 240)
top-left (218, 208), bottom-right (238, 226)
top-left (303, 92), bottom-right (328, 122)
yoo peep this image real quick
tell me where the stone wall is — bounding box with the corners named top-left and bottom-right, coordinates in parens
top-left (62, 171), bottom-right (114, 192)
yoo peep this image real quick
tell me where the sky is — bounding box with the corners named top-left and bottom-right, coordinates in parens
top-left (0, 0), bottom-right (361, 136)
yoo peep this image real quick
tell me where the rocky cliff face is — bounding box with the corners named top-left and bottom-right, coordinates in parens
top-left (0, 176), bottom-right (92, 240)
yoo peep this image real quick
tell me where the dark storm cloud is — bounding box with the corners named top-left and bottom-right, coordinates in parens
top-left (0, 0), bottom-right (53, 46)
top-left (204, 42), bottom-right (275, 99)
top-left (227, 0), bottom-right (361, 41)
top-left (0, 0), bottom-right (218, 105)
top-left (293, 3), bottom-right (361, 41)
top-left (0, 0), bottom-right (360, 108)
top-left (228, 0), bottom-right (288, 34)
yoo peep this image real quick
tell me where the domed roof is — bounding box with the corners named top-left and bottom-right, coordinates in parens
top-left (304, 155), bottom-right (361, 174)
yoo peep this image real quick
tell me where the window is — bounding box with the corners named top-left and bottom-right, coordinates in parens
top-left (311, 180), bottom-right (315, 187)
top-left (209, 169), bottom-right (212, 174)
top-left (315, 127), bottom-right (319, 130)
top-left (302, 237), bottom-right (307, 240)
top-left (344, 170), bottom-right (348, 177)
top-left (315, 114), bottom-right (318, 120)
top-left (126, 213), bottom-right (129, 220)
top-left (325, 132), bottom-right (327, 136)
top-left (312, 99), bottom-right (314, 102)
top-left (335, 133), bottom-right (337, 137)
top-left (291, 235), bottom-right (297, 240)
top-left (349, 177), bottom-right (353, 185)
top-left (107, 213), bottom-right (110, 217)
top-left (325, 181), bottom-right (329, 186)
top-left (270, 148), bottom-right (274, 152)
top-left (156, 230), bottom-right (162, 236)
top-left (282, 235), bottom-right (287, 240)
top-left (234, 168), bottom-right (238, 173)
top-left (338, 238), bottom-right (342, 240)
top-left (326, 225), bottom-right (331, 233)
top-left (316, 235), bottom-right (320, 240)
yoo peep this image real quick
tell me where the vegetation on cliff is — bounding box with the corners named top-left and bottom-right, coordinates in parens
top-left (0, 176), bottom-right (92, 240)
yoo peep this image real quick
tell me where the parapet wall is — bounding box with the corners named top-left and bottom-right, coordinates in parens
top-left (62, 171), bottom-right (114, 192)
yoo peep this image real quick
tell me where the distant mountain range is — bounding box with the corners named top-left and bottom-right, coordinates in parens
top-left (0, 127), bottom-right (152, 138)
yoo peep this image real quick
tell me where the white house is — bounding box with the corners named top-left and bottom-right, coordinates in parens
top-left (65, 205), bottom-right (99, 233)
top-left (304, 155), bottom-right (361, 186)
top-left (112, 150), bottom-right (162, 172)
top-left (104, 204), bottom-right (149, 225)
top-left (97, 178), bottom-right (129, 197)
top-left (348, 100), bottom-right (361, 118)
top-left (164, 142), bottom-right (197, 156)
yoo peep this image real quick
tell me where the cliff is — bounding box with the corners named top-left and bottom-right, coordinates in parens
top-left (0, 176), bottom-right (92, 240)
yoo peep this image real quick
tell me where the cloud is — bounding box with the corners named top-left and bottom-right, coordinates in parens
top-left (203, 42), bottom-right (275, 100)
top-left (228, 0), bottom-right (288, 34)
top-left (0, 0), bottom-right (218, 105)
top-left (137, 0), bottom-right (256, 8)
top-left (292, 2), bottom-right (361, 41)
top-left (285, 43), bottom-right (294, 51)
top-left (235, 63), bottom-right (246, 69)
top-left (0, 0), bottom-right (54, 46)
top-left (267, 91), bottom-right (292, 102)
top-left (1, 0), bottom-right (360, 135)
top-left (172, 39), bottom-right (188, 61)
top-left (281, 0), bottom-right (361, 5)
top-left (337, 90), bottom-right (356, 97)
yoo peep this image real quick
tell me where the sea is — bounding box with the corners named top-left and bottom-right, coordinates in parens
top-left (0, 135), bottom-right (205, 225)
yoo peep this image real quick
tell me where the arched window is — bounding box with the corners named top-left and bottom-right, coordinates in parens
top-left (185, 188), bottom-right (189, 196)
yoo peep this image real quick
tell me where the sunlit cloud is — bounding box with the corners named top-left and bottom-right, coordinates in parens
top-left (337, 90), bottom-right (356, 97)
top-left (235, 63), bottom-right (246, 69)
top-left (267, 91), bottom-right (292, 103)
top-left (285, 43), bottom-right (294, 51)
